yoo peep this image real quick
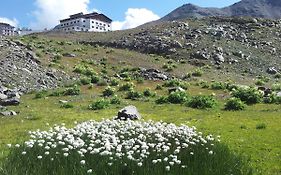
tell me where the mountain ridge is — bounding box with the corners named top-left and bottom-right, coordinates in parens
top-left (160, 0), bottom-right (281, 21)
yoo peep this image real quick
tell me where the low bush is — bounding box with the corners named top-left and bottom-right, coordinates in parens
top-left (224, 98), bottom-right (246, 111)
top-left (231, 87), bottom-right (263, 104)
top-left (89, 99), bottom-right (110, 110)
top-left (97, 79), bottom-right (108, 86)
top-left (110, 95), bottom-right (121, 105)
top-left (210, 81), bottom-right (227, 90)
top-left (63, 85), bottom-right (81, 96)
top-left (256, 123), bottom-right (266, 130)
top-left (126, 90), bottom-right (143, 100)
top-left (143, 89), bottom-right (156, 97)
top-left (119, 83), bottom-right (134, 91)
top-left (80, 76), bottom-right (92, 85)
top-left (155, 96), bottom-right (168, 104)
top-left (91, 75), bottom-right (100, 84)
top-left (191, 68), bottom-right (203, 77)
top-left (272, 83), bottom-right (281, 91)
top-left (34, 90), bottom-right (48, 99)
top-left (167, 91), bottom-right (189, 104)
top-left (109, 78), bottom-right (119, 86)
top-left (163, 79), bottom-right (188, 89)
top-left (187, 95), bottom-right (217, 109)
top-left (102, 86), bottom-right (115, 97)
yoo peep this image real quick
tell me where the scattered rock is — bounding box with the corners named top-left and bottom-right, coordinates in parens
top-left (168, 87), bottom-right (185, 94)
top-left (213, 53), bottom-right (225, 63)
top-left (63, 53), bottom-right (76, 57)
top-left (140, 68), bottom-right (169, 80)
top-left (267, 67), bottom-right (278, 74)
top-left (0, 110), bottom-right (17, 116)
top-left (115, 106), bottom-right (141, 121)
top-left (59, 100), bottom-right (68, 104)
top-left (0, 98), bottom-right (20, 106)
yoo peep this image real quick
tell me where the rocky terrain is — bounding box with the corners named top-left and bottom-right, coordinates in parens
top-left (72, 17), bottom-right (280, 77)
top-left (0, 36), bottom-right (70, 93)
top-left (160, 0), bottom-right (281, 21)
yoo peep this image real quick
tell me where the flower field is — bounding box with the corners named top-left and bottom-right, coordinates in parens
top-left (1, 120), bottom-right (252, 175)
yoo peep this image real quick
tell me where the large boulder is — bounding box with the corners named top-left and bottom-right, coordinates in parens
top-left (0, 98), bottom-right (20, 106)
top-left (0, 110), bottom-right (17, 116)
top-left (0, 93), bottom-right (8, 100)
top-left (116, 106), bottom-right (141, 121)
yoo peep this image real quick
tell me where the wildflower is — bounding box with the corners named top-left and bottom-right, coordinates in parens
top-left (137, 162), bottom-right (143, 167)
top-left (37, 155), bottom-right (43, 159)
top-left (21, 151), bottom-right (27, 155)
top-left (80, 160), bottom-right (86, 165)
top-left (87, 169), bottom-right (93, 173)
top-left (165, 166), bottom-right (171, 171)
top-left (7, 144), bottom-right (12, 148)
top-left (15, 144), bottom-right (20, 148)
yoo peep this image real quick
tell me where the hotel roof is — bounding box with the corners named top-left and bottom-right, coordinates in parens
top-left (60, 12), bottom-right (112, 23)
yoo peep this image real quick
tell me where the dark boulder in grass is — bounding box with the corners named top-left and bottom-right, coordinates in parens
top-left (116, 105), bottom-right (141, 121)
top-left (0, 98), bottom-right (20, 106)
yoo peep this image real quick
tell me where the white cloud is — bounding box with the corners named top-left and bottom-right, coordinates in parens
top-left (112, 8), bottom-right (160, 31)
top-left (0, 17), bottom-right (18, 27)
top-left (31, 0), bottom-right (92, 29)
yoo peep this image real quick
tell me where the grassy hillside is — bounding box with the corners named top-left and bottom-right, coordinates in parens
top-left (0, 17), bottom-right (281, 174)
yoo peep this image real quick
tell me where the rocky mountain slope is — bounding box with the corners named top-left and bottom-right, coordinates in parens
top-left (160, 0), bottom-right (281, 21)
top-left (0, 36), bottom-right (70, 93)
top-left (58, 17), bottom-right (280, 78)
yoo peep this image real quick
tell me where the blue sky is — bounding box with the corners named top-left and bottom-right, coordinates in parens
top-left (0, 0), bottom-right (240, 30)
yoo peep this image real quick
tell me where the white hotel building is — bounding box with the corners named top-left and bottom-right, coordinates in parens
top-left (56, 12), bottom-right (112, 32)
top-left (0, 23), bottom-right (16, 36)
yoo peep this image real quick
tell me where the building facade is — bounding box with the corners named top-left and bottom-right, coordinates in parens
top-left (0, 23), bottom-right (16, 36)
top-left (56, 12), bottom-right (112, 32)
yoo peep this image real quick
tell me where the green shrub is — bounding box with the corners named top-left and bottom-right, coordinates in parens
top-left (97, 79), bottom-right (108, 86)
top-left (225, 98), bottom-right (246, 111)
top-left (187, 95), bottom-right (217, 109)
top-left (74, 64), bottom-right (96, 76)
top-left (110, 95), bottom-right (121, 105)
top-left (155, 96), bottom-right (168, 104)
top-left (155, 84), bottom-right (163, 90)
top-left (167, 91), bottom-right (189, 104)
top-left (49, 90), bottom-right (63, 97)
top-left (264, 93), bottom-right (281, 104)
top-left (91, 75), bottom-right (100, 84)
top-left (126, 90), bottom-right (143, 100)
top-left (80, 77), bottom-right (92, 85)
top-left (136, 77), bottom-right (144, 84)
top-left (102, 86), bottom-right (115, 97)
top-left (63, 85), bottom-right (81, 96)
top-left (89, 99), bottom-right (110, 110)
top-left (272, 83), bottom-right (281, 91)
top-left (110, 78), bottom-right (119, 86)
top-left (34, 90), bottom-right (48, 99)
top-left (119, 83), bottom-right (134, 91)
top-left (143, 89), bottom-right (156, 97)
top-left (231, 87), bottom-right (263, 104)
top-left (192, 68), bottom-right (203, 77)
top-left (210, 81), bottom-right (227, 90)
top-left (255, 79), bottom-right (265, 86)
top-left (163, 79), bottom-right (188, 89)
top-left (256, 123), bottom-right (266, 130)
top-left (60, 103), bottom-right (74, 109)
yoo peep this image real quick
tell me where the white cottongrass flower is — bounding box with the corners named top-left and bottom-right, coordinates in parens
top-left (87, 169), bottom-right (93, 173)
top-left (21, 151), bottom-right (27, 155)
top-left (80, 160), bottom-right (86, 165)
top-left (37, 155), bottom-right (43, 159)
top-left (165, 166), bottom-right (171, 171)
